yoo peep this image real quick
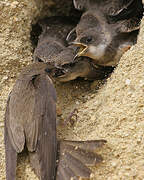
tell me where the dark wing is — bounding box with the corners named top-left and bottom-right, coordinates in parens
top-left (34, 38), bottom-right (65, 63)
top-left (108, 0), bottom-right (143, 21)
top-left (34, 16), bottom-right (78, 63)
top-left (4, 67), bottom-right (41, 179)
top-left (28, 74), bottom-right (57, 180)
top-left (4, 96), bottom-right (17, 180)
top-left (5, 62), bottom-right (57, 179)
top-left (56, 140), bottom-right (106, 180)
top-left (7, 77), bottom-right (36, 153)
top-left (107, 0), bottom-right (143, 32)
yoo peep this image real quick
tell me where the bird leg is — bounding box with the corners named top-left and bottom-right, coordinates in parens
top-left (65, 108), bottom-right (78, 126)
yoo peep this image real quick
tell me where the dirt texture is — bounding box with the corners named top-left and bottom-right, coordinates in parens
top-left (0, 0), bottom-right (144, 180)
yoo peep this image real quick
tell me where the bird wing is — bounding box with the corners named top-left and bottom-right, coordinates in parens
top-left (107, 0), bottom-right (143, 32)
top-left (4, 96), bottom-right (17, 180)
top-left (34, 40), bottom-right (65, 63)
top-left (6, 77), bottom-right (36, 153)
top-left (5, 62), bottom-right (57, 179)
top-left (28, 74), bottom-right (57, 179)
top-left (56, 140), bottom-right (107, 180)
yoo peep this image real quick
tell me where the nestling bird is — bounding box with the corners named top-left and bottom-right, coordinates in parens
top-left (70, 0), bottom-right (143, 66)
top-left (4, 62), bottom-right (107, 180)
top-left (34, 16), bottom-right (114, 81)
top-left (50, 57), bottom-right (114, 82)
top-left (73, 0), bottom-right (143, 18)
top-left (33, 16), bottom-right (78, 63)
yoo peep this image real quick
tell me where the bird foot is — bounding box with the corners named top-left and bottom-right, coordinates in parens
top-left (65, 108), bottom-right (78, 126)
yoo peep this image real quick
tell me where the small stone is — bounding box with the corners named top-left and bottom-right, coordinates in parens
top-left (139, 80), bottom-right (144, 87)
top-left (137, 138), bottom-right (141, 143)
top-left (76, 101), bottom-right (79, 105)
top-left (2, 76), bottom-right (8, 80)
top-left (111, 160), bottom-right (118, 167)
top-left (11, 1), bottom-right (19, 8)
top-left (125, 79), bottom-right (131, 85)
top-left (5, 2), bottom-right (10, 6)
top-left (125, 166), bottom-right (131, 170)
top-left (90, 173), bottom-right (95, 178)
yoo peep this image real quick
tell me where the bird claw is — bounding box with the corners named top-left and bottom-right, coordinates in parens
top-left (65, 108), bottom-right (78, 126)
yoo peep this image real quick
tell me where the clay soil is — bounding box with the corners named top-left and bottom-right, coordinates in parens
top-left (0, 0), bottom-right (144, 179)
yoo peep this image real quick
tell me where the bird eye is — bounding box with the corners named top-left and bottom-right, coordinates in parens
top-left (37, 58), bottom-right (44, 62)
top-left (86, 36), bottom-right (92, 43)
top-left (80, 36), bottom-right (93, 44)
top-left (45, 68), bottom-right (52, 73)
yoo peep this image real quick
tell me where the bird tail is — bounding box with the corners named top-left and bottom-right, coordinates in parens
top-left (4, 101), bottom-right (17, 180)
top-left (56, 139), bottom-right (106, 180)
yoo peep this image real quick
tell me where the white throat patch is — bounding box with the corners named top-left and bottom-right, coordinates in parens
top-left (89, 44), bottom-right (106, 59)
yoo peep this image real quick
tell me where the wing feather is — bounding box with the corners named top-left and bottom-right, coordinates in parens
top-left (29, 74), bottom-right (57, 180)
top-left (4, 97), bottom-right (17, 180)
top-left (56, 140), bottom-right (107, 179)
top-left (8, 78), bottom-right (36, 152)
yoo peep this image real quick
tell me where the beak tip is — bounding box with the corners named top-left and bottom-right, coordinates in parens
top-left (71, 41), bottom-right (77, 45)
top-left (73, 54), bottom-right (78, 60)
top-left (68, 41), bottom-right (74, 45)
top-left (71, 42), bottom-right (88, 59)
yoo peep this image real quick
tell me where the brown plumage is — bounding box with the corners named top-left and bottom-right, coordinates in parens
top-left (51, 59), bottom-right (114, 82)
top-left (5, 62), bottom-right (57, 180)
top-left (34, 16), bottom-right (114, 81)
top-left (56, 140), bottom-right (106, 180)
top-left (33, 16), bottom-right (78, 64)
top-left (4, 62), bottom-right (107, 180)
top-left (71, 0), bottom-right (143, 66)
top-left (73, 0), bottom-right (143, 19)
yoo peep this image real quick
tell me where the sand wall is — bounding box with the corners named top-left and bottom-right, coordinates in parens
top-left (0, 0), bottom-right (144, 179)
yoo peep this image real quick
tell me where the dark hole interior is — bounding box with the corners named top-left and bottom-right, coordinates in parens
top-left (30, 0), bottom-right (143, 82)
top-left (30, 23), bottom-right (42, 50)
top-left (30, 0), bottom-right (82, 51)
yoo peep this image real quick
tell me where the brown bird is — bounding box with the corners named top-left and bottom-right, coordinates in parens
top-left (70, 0), bottom-right (143, 66)
top-left (4, 62), bottom-right (107, 180)
top-left (34, 16), bottom-right (114, 81)
top-left (33, 16), bottom-right (78, 63)
top-left (73, 0), bottom-right (143, 16)
top-left (50, 57), bottom-right (114, 82)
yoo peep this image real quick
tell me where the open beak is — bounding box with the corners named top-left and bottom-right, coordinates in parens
top-left (71, 42), bottom-right (88, 59)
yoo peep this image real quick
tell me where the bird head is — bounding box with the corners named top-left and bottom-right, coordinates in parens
top-left (68, 4), bottom-right (142, 66)
top-left (69, 10), bottom-right (113, 65)
top-left (72, 33), bottom-right (108, 62)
